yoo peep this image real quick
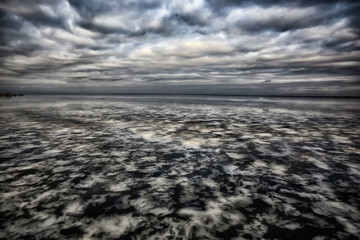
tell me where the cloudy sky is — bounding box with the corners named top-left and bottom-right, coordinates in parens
top-left (1, 0), bottom-right (359, 96)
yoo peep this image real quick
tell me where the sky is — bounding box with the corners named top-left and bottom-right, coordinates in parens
top-left (1, 0), bottom-right (359, 96)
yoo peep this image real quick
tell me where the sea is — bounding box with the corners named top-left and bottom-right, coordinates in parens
top-left (0, 95), bottom-right (359, 239)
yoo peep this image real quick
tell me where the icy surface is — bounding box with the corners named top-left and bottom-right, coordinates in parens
top-left (0, 95), bottom-right (360, 239)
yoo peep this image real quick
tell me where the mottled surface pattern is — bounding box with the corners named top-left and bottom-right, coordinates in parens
top-left (0, 96), bottom-right (360, 239)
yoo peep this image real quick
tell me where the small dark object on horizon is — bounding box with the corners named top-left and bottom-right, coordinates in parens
top-left (0, 93), bottom-right (24, 97)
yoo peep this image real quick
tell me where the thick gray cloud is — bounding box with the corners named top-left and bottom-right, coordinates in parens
top-left (0, 0), bottom-right (359, 96)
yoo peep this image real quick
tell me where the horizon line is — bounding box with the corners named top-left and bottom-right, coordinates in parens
top-left (10, 93), bottom-right (360, 98)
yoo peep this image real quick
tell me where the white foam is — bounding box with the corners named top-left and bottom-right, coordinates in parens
top-left (63, 200), bottom-right (84, 215)
top-left (252, 160), bottom-right (267, 168)
top-left (41, 215), bottom-right (57, 228)
top-left (225, 152), bottom-right (246, 160)
top-left (269, 163), bottom-right (287, 175)
top-left (83, 215), bottom-right (139, 239)
top-left (182, 138), bottom-right (206, 149)
top-left (283, 222), bottom-right (302, 230)
top-left (335, 216), bottom-right (360, 235)
top-left (223, 164), bottom-right (240, 175)
top-left (31, 190), bottom-right (56, 204)
top-left (109, 182), bottom-right (129, 192)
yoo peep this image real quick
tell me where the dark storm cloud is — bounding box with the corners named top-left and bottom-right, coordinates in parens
top-left (207, 0), bottom-right (360, 34)
top-left (206, 0), bottom-right (359, 8)
top-left (344, 5), bottom-right (360, 36)
top-left (68, 0), bottom-right (162, 17)
top-left (0, 0), bottom-right (359, 96)
top-left (0, 10), bottom-right (24, 46)
top-left (0, 0), bottom-right (71, 29)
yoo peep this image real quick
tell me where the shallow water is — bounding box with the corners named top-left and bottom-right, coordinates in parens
top-left (0, 95), bottom-right (360, 239)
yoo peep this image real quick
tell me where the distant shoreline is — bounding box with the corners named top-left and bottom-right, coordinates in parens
top-left (18, 93), bottom-right (360, 99)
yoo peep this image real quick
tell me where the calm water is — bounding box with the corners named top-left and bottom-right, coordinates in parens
top-left (1, 95), bottom-right (359, 239)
